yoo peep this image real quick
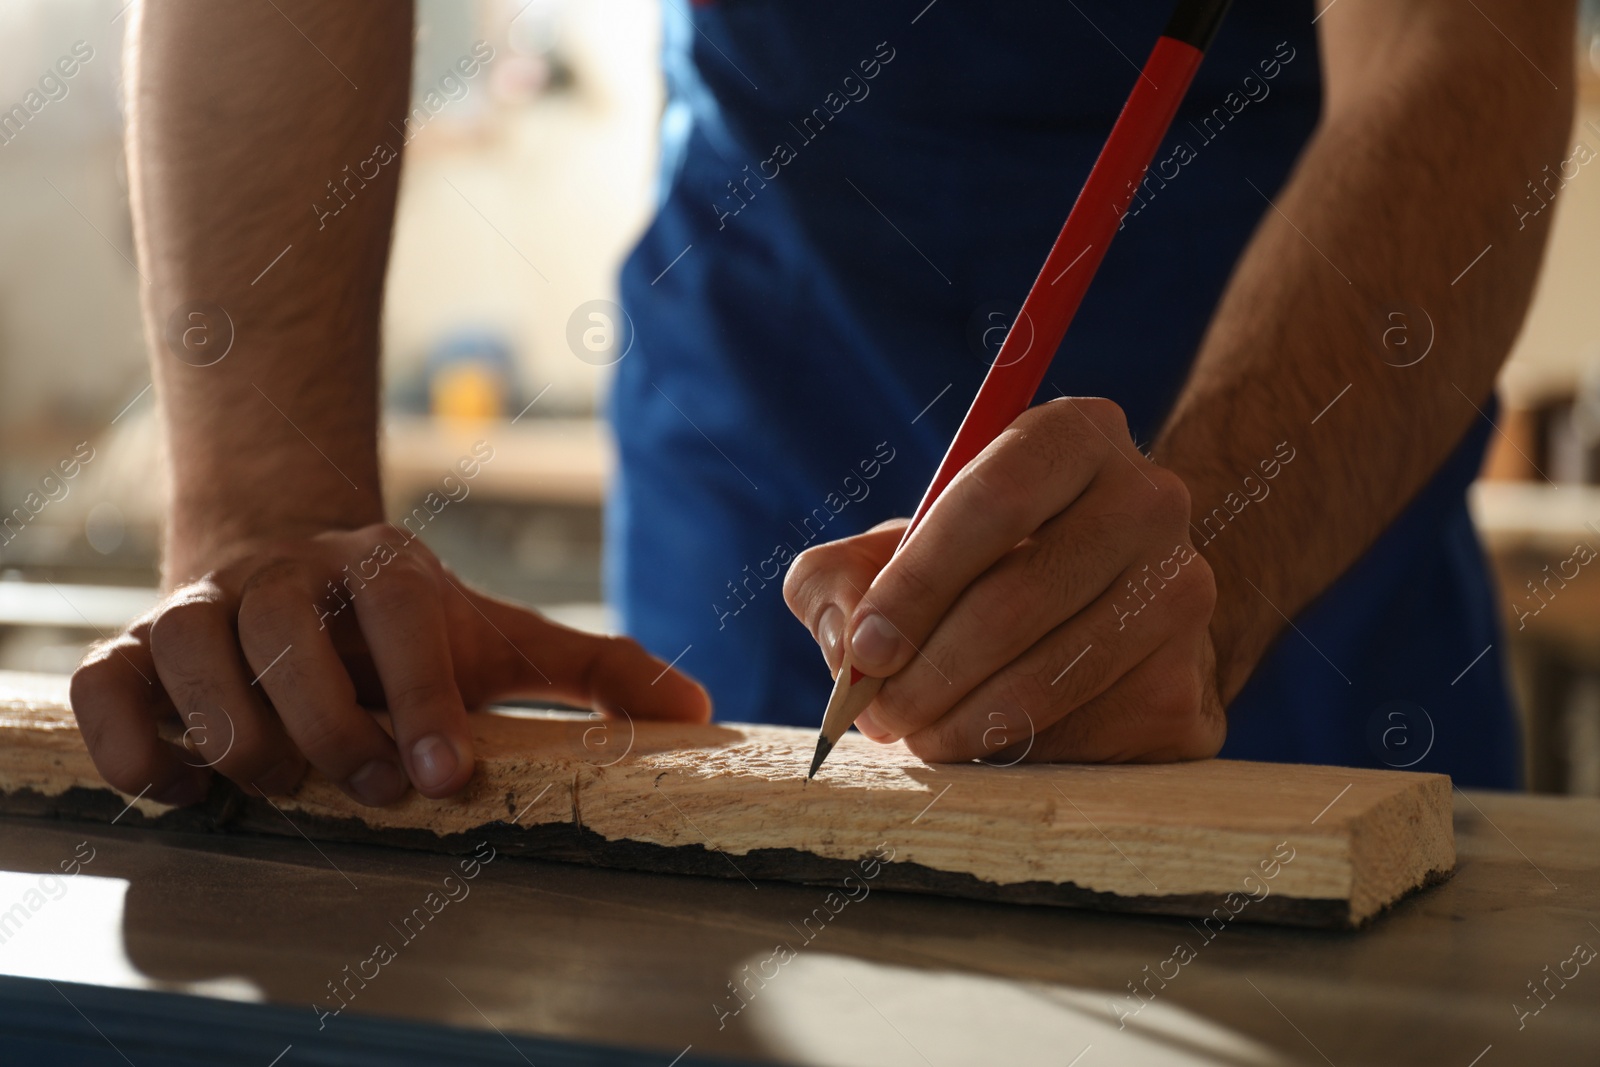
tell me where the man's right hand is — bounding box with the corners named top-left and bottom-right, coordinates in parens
top-left (70, 524), bottom-right (711, 807)
top-left (95, 4), bottom-right (708, 809)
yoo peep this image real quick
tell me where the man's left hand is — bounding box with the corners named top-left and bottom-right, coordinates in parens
top-left (784, 396), bottom-right (1225, 764)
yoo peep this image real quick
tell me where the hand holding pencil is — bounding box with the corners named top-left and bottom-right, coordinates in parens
top-left (785, 397), bottom-right (1226, 768)
top-left (789, 0), bottom-right (1235, 776)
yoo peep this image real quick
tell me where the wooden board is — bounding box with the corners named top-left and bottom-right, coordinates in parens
top-left (0, 671), bottom-right (1453, 928)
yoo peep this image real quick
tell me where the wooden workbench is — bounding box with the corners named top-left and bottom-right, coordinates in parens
top-left (0, 790), bottom-right (1594, 1065)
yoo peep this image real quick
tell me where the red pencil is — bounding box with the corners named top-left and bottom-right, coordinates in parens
top-left (809, 0), bottom-right (1235, 778)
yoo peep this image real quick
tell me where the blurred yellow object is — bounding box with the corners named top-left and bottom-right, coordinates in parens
top-left (430, 363), bottom-right (506, 422)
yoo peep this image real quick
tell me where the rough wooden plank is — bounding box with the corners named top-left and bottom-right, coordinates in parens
top-left (0, 671), bottom-right (1453, 927)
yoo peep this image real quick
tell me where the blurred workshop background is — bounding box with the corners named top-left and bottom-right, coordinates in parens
top-left (5, 0), bottom-right (1600, 794)
top-left (0, 0), bottom-right (647, 660)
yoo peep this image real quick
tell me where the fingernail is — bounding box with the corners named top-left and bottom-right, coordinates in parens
top-left (849, 612), bottom-right (902, 674)
top-left (347, 759), bottom-right (407, 806)
top-left (153, 772), bottom-right (208, 807)
top-left (410, 734), bottom-right (460, 793)
top-left (855, 707), bottom-right (894, 743)
top-left (255, 758), bottom-right (305, 797)
top-left (817, 605), bottom-right (845, 672)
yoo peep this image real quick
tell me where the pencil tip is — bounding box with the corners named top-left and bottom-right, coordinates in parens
top-left (808, 735), bottom-right (834, 780)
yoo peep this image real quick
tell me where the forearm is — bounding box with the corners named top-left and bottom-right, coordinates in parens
top-left (126, 0), bottom-right (411, 584)
top-left (1154, 3), bottom-right (1573, 700)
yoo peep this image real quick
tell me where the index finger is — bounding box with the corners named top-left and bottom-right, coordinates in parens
top-left (783, 520), bottom-right (904, 673)
top-left (351, 549), bottom-right (474, 798)
top-left (844, 399), bottom-right (1112, 677)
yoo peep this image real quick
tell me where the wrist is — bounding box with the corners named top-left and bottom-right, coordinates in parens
top-left (1203, 568), bottom-right (1282, 705)
top-left (164, 479), bottom-right (383, 589)
top-left (1159, 451), bottom-right (1277, 705)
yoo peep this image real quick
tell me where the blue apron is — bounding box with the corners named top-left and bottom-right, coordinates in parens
top-left (607, 0), bottom-right (1519, 788)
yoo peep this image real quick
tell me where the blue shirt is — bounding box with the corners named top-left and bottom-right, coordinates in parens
top-left (607, 0), bottom-right (1519, 788)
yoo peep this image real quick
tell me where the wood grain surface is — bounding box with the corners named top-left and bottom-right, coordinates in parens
top-left (0, 671), bottom-right (1453, 927)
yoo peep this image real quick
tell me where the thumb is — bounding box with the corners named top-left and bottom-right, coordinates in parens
top-left (473, 593), bottom-right (712, 723)
top-left (783, 519), bottom-right (907, 674)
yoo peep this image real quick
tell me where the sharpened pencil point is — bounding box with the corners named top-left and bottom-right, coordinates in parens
top-left (808, 734), bottom-right (835, 779)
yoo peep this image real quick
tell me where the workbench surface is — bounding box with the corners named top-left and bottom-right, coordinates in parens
top-left (0, 791), bottom-right (1595, 1066)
